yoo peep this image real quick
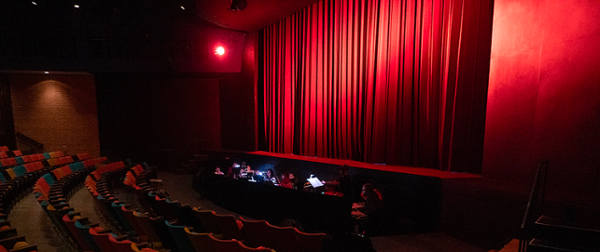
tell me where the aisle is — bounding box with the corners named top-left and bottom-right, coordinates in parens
top-left (156, 171), bottom-right (250, 220)
top-left (9, 193), bottom-right (76, 252)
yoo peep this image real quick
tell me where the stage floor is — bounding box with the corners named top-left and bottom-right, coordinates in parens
top-left (248, 151), bottom-right (481, 179)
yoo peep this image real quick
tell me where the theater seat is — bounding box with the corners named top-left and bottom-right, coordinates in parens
top-left (0, 228), bottom-right (17, 240)
top-left (208, 233), bottom-right (241, 252)
top-left (88, 227), bottom-right (115, 252)
top-left (11, 241), bottom-right (38, 252)
top-left (62, 214), bottom-right (93, 251)
top-left (265, 222), bottom-right (301, 252)
top-left (164, 220), bottom-right (195, 252)
top-left (294, 228), bottom-right (326, 252)
top-left (0, 236), bottom-right (26, 251)
top-left (131, 211), bottom-right (163, 249)
top-left (121, 205), bottom-right (147, 241)
top-left (130, 242), bottom-right (160, 252)
top-left (184, 227), bottom-right (215, 252)
top-left (213, 213), bottom-right (244, 240)
top-left (238, 243), bottom-right (274, 252)
top-left (239, 217), bottom-right (271, 248)
top-left (194, 209), bottom-right (221, 234)
top-left (107, 234), bottom-right (134, 252)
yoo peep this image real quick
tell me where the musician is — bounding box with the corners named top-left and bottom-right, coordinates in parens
top-left (264, 169), bottom-right (279, 185)
top-left (280, 171), bottom-right (298, 189)
top-left (337, 164), bottom-right (352, 198)
top-left (214, 166), bottom-right (224, 176)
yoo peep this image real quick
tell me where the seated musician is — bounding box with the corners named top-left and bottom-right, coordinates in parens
top-left (225, 166), bottom-right (236, 179)
top-left (214, 166), bottom-right (224, 176)
top-left (280, 171), bottom-right (293, 188)
top-left (264, 168), bottom-right (279, 185)
top-left (352, 183), bottom-right (383, 235)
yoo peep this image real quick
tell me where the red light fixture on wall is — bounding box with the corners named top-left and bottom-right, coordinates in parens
top-left (215, 46), bottom-right (225, 56)
top-left (230, 0), bottom-right (247, 12)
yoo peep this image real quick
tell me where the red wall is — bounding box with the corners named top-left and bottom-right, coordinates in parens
top-left (483, 0), bottom-right (600, 193)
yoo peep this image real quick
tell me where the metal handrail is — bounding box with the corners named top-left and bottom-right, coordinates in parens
top-left (518, 160), bottom-right (548, 252)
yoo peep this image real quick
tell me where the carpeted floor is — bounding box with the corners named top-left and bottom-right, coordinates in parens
top-left (8, 171), bottom-right (488, 252)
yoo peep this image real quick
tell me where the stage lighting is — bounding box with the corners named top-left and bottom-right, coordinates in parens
top-left (215, 46), bottom-right (225, 55)
top-left (230, 0), bottom-right (247, 12)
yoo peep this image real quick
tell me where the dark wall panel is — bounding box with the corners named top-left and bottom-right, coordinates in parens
top-left (96, 74), bottom-right (221, 168)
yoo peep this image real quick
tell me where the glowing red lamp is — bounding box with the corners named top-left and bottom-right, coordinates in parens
top-left (215, 46), bottom-right (225, 55)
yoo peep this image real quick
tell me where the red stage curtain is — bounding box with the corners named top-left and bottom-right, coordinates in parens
top-left (258, 0), bottom-right (492, 172)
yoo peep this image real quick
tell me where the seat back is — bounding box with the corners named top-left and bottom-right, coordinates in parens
top-left (153, 196), bottom-right (177, 221)
top-left (213, 213), bottom-right (244, 240)
top-left (164, 220), bottom-right (196, 252)
top-left (0, 173), bottom-right (7, 184)
top-left (9, 243), bottom-right (38, 252)
top-left (238, 242), bottom-right (274, 252)
top-left (208, 233), bottom-right (241, 252)
top-left (62, 214), bottom-right (93, 251)
top-left (195, 209), bottom-right (221, 234)
top-left (75, 220), bottom-right (101, 252)
top-left (108, 234), bottom-right (134, 252)
top-left (121, 206), bottom-right (147, 241)
top-left (132, 211), bottom-right (162, 248)
top-left (240, 217), bottom-right (271, 248)
top-left (0, 235), bottom-right (26, 251)
top-left (177, 204), bottom-right (204, 230)
top-left (184, 227), bottom-right (215, 252)
top-left (266, 223), bottom-right (301, 252)
top-left (42, 173), bottom-right (55, 186)
top-left (0, 228), bottom-right (18, 240)
top-left (5, 169), bottom-right (16, 180)
top-left (111, 201), bottom-right (133, 231)
top-left (13, 165), bottom-right (27, 177)
top-left (294, 228), bottom-right (325, 252)
top-left (89, 227), bottom-right (115, 252)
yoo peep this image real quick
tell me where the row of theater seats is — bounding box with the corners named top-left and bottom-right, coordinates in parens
top-left (0, 146), bottom-right (90, 252)
top-left (0, 150), bottom-right (83, 168)
top-left (79, 161), bottom-right (159, 252)
top-left (119, 164), bottom-right (327, 252)
top-left (0, 146), bottom-right (21, 159)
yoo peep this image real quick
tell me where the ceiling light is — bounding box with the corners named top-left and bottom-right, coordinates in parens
top-left (44, 71), bottom-right (49, 74)
top-left (31, 1), bottom-right (37, 5)
top-left (180, 6), bottom-right (185, 10)
top-left (74, 4), bottom-right (80, 8)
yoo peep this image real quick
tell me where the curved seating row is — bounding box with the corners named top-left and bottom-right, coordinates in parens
top-left (79, 160), bottom-right (158, 252)
top-left (0, 146), bottom-right (23, 159)
top-left (0, 151), bottom-right (69, 169)
top-left (33, 156), bottom-right (158, 252)
top-left (0, 148), bottom-right (86, 252)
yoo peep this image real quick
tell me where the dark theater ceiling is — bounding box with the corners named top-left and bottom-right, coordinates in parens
top-left (194, 0), bottom-right (321, 32)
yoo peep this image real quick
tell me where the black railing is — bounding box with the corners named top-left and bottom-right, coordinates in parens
top-left (15, 131), bottom-right (44, 151)
top-left (519, 160), bottom-right (548, 252)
